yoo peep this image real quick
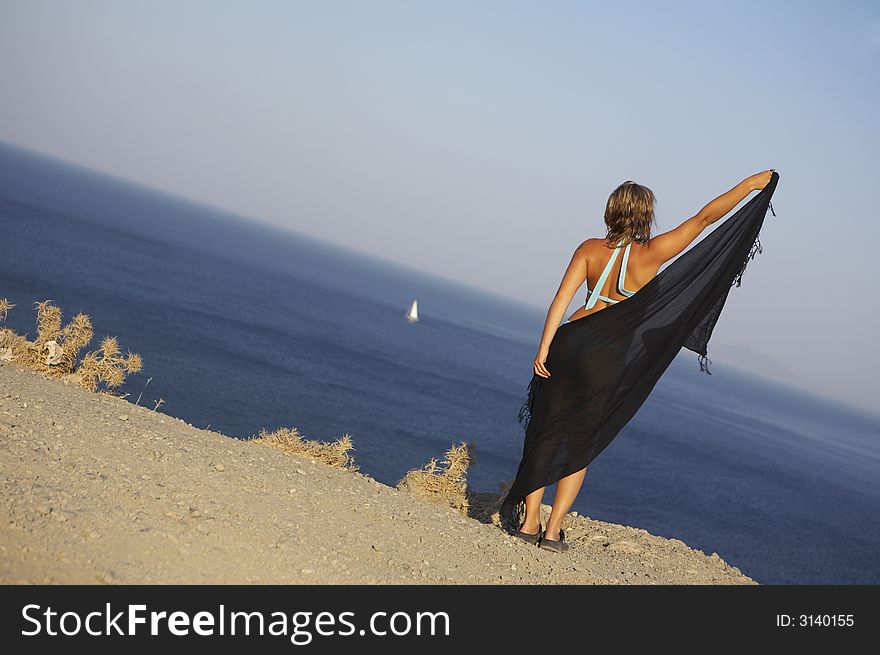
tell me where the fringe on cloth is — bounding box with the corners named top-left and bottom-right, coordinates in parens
top-left (695, 198), bottom-right (777, 375)
top-left (698, 352), bottom-right (713, 375)
top-left (516, 374), bottom-right (540, 432)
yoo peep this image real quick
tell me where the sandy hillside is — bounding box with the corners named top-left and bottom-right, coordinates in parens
top-left (0, 360), bottom-right (755, 584)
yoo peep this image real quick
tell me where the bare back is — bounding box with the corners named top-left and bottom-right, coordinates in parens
top-left (565, 238), bottom-right (661, 322)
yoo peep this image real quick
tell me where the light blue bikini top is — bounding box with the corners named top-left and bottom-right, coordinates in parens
top-left (585, 240), bottom-right (636, 309)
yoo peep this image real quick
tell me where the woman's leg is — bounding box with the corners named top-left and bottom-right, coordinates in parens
top-left (544, 466), bottom-right (587, 541)
top-left (519, 486), bottom-right (545, 534)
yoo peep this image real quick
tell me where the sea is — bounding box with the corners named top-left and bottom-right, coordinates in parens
top-left (1, 140), bottom-right (878, 584)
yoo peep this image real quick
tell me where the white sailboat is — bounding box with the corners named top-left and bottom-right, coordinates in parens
top-left (405, 299), bottom-right (419, 322)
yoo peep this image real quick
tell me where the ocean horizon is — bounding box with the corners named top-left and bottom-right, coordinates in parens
top-left (2, 139), bottom-right (878, 584)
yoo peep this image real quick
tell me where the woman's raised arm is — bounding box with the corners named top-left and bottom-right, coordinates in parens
top-left (645, 170), bottom-right (773, 267)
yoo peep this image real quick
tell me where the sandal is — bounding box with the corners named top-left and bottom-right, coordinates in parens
top-left (513, 522), bottom-right (542, 546)
top-left (539, 528), bottom-right (570, 553)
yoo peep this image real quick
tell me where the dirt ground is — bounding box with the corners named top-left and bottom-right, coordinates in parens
top-left (0, 360), bottom-right (754, 585)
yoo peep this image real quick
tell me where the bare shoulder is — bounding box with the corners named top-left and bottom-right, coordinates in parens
top-left (572, 239), bottom-right (596, 264)
top-left (577, 238), bottom-right (600, 252)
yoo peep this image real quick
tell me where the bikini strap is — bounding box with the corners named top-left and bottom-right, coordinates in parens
top-left (585, 243), bottom-right (623, 309)
top-left (618, 241), bottom-right (635, 295)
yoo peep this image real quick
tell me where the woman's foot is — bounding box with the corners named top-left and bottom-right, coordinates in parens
top-left (513, 520), bottom-right (542, 545)
top-left (542, 526), bottom-right (561, 541)
top-left (539, 527), bottom-right (570, 553)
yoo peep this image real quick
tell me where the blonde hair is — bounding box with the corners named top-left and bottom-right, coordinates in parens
top-left (604, 180), bottom-right (657, 245)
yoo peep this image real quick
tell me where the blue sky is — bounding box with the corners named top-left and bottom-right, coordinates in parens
top-left (1, 0), bottom-right (878, 411)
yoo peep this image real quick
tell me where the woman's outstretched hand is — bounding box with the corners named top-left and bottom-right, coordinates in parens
top-left (534, 347), bottom-right (551, 378)
top-left (746, 169), bottom-right (774, 191)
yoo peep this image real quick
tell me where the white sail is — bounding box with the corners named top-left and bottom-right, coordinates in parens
top-left (405, 299), bottom-right (419, 321)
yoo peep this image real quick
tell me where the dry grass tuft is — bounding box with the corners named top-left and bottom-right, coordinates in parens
top-left (35, 300), bottom-right (62, 343)
top-left (0, 298), bottom-right (14, 322)
top-left (0, 296), bottom-right (142, 393)
top-left (396, 441), bottom-right (477, 516)
top-left (1, 300), bottom-right (95, 375)
top-left (0, 330), bottom-right (27, 364)
top-left (251, 426), bottom-right (359, 472)
top-left (55, 312), bottom-right (94, 372)
top-left (74, 337), bottom-right (144, 392)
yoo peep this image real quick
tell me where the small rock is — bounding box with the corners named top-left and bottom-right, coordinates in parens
top-left (118, 415), bottom-right (128, 421)
top-left (213, 463), bottom-right (225, 472)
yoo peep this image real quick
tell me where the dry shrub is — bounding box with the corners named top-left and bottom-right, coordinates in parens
top-left (74, 336), bottom-right (144, 392)
top-left (0, 297), bottom-right (142, 393)
top-left (0, 298), bottom-right (13, 322)
top-left (1, 300), bottom-right (41, 367)
top-left (252, 426), bottom-right (359, 472)
top-left (0, 317), bottom-right (29, 364)
top-left (1, 299), bottom-right (94, 374)
top-left (35, 299), bottom-right (63, 343)
top-left (396, 441), bottom-right (476, 516)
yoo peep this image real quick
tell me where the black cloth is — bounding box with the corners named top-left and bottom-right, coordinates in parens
top-left (500, 171), bottom-right (780, 524)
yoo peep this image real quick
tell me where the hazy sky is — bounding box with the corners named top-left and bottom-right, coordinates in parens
top-left (1, 1), bottom-right (878, 412)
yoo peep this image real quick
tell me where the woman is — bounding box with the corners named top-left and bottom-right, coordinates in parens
top-left (503, 169), bottom-right (778, 553)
